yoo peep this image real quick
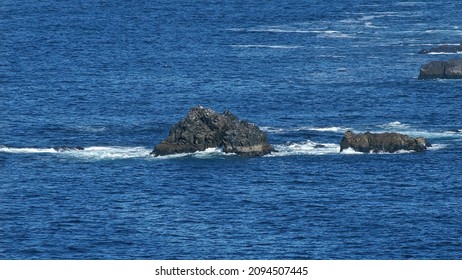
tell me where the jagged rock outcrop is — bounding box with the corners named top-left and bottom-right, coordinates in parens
top-left (418, 59), bottom-right (462, 79)
top-left (419, 44), bottom-right (462, 54)
top-left (339, 131), bottom-right (431, 153)
top-left (152, 106), bottom-right (274, 157)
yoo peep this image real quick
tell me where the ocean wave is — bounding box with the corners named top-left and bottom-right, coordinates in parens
top-left (230, 44), bottom-right (303, 49)
top-left (0, 146), bottom-right (57, 154)
top-left (375, 122), bottom-right (462, 140)
top-left (76, 126), bottom-right (107, 133)
top-left (268, 140), bottom-right (341, 157)
top-left (423, 29), bottom-right (462, 35)
top-left (261, 126), bottom-right (348, 134)
top-left (377, 121), bottom-right (411, 130)
top-left (0, 146), bottom-right (152, 160)
top-left (72, 146), bottom-right (151, 160)
top-left (317, 30), bottom-right (353, 38)
top-left (231, 27), bottom-right (353, 38)
top-left (152, 147), bottom-right (233, 160)
top-left (426, 51), bottom-right (462, 55)
top-left (247, 28), bottom-right (313, 33)
top-left (427, 144), bottom-right (448, 151)
top-left (394, 2), bottom-right (426, 6)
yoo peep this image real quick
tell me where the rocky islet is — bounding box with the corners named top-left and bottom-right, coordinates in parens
top-left (152, 106), bottom-right (275, 157)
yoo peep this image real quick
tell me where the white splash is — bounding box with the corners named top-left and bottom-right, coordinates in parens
top-left (269, 140), bottom-right (340, 157)
top-left (0, 145), bottom-right (152, 160)
top-left (261, 126), bottom-right (348, 134)
top-left (0, 147), bottom-right (57, 154)
top-left (378, 121), bottom-right (411, 130)
top-left (152, 147), bottom-right (234, 160)
top-left (375, 122), bottom-right (462, 140)
top-left (71, 146), bottom-right (151, 160)
top-left (427, 51), bottom-right (462, 55)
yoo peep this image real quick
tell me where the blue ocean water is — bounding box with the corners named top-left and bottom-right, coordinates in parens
top-left (1, 0), bottom-right (461, 259)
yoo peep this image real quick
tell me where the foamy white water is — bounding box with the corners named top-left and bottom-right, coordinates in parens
top-left (269, 140), bottom-right (341, 157)
top-left (0, 146), bottom-right (57, 154)
top-left (261, 126), bottom-right (348, 134)
top-left (230, 44), bottom-right (303, 49)
top-left (0, 146), bottom-right (152, 160)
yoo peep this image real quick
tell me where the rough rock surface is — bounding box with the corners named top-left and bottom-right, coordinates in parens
top-left (339, 131), bottom-right (431, 153)
top-left (53, 146), bottom-right (85, 152)
top-left (418, 44), bottom-right (462, 54)
top-left (152, 106), bottom-right (274, 157)
top-left (418, 59), bottom-right (462, 79)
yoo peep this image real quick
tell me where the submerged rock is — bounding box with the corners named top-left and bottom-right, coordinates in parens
top-left (339, 131), bottom-right (431, 153)
top-left (53, 146), bottom-right (85, 152)
top-left (152, 106), bottom-right (274, 157)
top-left (418, 59), bottom-right (462, 79)
top-left (418, 44), bottom-right (462, 54)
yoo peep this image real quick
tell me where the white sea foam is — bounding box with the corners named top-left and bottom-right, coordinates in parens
top-left (241, 27), bottom-right (353, 38)
top-left (427, 51), bottom-right (462, 55)
top-left (71, 146), bottom-right (151, 160)
top-left (261, 126), bottom-right (348, 134)
top-left (269, 140), bottom-right (340, 157)
top-left (0, 145), bottom-right (152, 160)
top-left (318, 30), bottom-right (353, 38)
top-left (339, 148), bottom-right (363, 155)
top-left (427, 144), bottom-right (447, 151)
top-left (260, 126), bottom-right (286, 134)
top-left (193, 147), bottom-right (234, 158)
top-left (374, 122), bottom-right (462, 140)
top-left (152, 147), bottom-right (234, 160)
top-left (0, 147), bottom-right (57, 154)
top-left (424, 29), bottom-right (462, 35)
top-left (378, 121), bottom-right (411, 130)
top-left (307, 126), bottom-right (346, 133)
top-left (247, 28), bottom-right (313, 33)
top-left (230, 44), bottom-right (303, 49)
top-left (394, 2), bottom-right (426, 6)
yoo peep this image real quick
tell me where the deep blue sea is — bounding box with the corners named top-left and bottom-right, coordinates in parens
top-left (1, 0), bottom-right (461, 259)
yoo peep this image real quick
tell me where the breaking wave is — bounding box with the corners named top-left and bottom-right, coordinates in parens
top-left (426, 51), bottom-right (462, 55)
top-left (0, 146), bottom-right (152, 160)
top-left (375, 122), bottom-right (462, 140)
top-left (1, 122), bottom-right (456, 161)
top-left (153, 147), bottom-right (234, 160)
top-left (261, 126), bottom-right (348, 134)
top-left (269, 140), bottom-right (341, 157)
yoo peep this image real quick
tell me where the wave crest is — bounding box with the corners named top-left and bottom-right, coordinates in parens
top-left (269, 140), bottom-right (340, 157)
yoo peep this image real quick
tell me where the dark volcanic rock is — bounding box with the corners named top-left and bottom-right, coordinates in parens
top-left (152, 106), bottom-right (274, 157)
top-left (53, 146), bottom-right (85, 152)
top-left (339, 131), bottom-right (431, 153)
top-left (419, 44), bottom-right (462, 54)
top-left (418, 59), bottom-right (462, 79)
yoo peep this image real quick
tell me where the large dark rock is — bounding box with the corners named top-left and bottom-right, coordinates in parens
top-left (339, 131), bottom-right (431, 153)
top-left (419, 44), bottom-right (462, 54)
top-left (152, 106), bottom-right (274, 157)
top-left (418, 59), bottom-right (462, 79)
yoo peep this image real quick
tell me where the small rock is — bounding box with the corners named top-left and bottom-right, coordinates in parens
top-left (419, 59), bottom-right (462, 79)
top-left (418, 44), bottom-right (462, 54)
top-left (339, 131), bottom-right (431, 153)
top-left (53, 146), bottom-right (85, 152)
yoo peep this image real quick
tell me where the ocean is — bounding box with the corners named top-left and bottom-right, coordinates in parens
top-left (1, 0), bottom-right (461, 259)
